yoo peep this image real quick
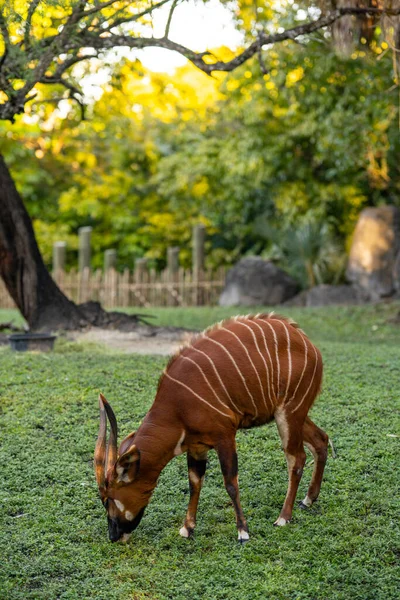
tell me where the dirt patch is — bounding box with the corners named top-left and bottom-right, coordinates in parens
top-left (67, 326), bottom-right (194, 355)
top-left (0, 304), bottom-right (194, 355)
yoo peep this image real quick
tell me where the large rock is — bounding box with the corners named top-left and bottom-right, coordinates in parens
top-left (285, 284), bottom-right (370, 307)
top-left (347, 206), bottom-right (400, 299)
top-left (219, 257), bottom-right (299, 306)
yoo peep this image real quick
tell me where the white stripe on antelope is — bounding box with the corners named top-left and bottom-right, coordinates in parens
top-left (94, 313), bottom-right (328, 544)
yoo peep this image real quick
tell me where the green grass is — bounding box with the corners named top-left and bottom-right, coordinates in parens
top-left (128, 303), bottom-right (400, 345)
top-left (0, 306), bottom-right (399, 599)
top-left (0, 309), bottom-right (26, 329)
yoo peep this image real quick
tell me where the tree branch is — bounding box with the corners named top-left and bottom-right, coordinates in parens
top-left (24, 0), bottom-right (42, 50)
top-left (199, 6), bottom-right (400, 74)
top-left (102, 0), bottom-right (174, 33)
top-left (165, 0), bottom-right (180, 39)
top-left (81, 0), bottom-right (126, 19)
top-left (52, 52), bottom-right (98, 80)
top-left (0, 8), bottom-right (10, 68)
top-left (64, 6), bottom-right (400, 75)
top-left (2, 5), bottom-right (400, 122)
top-left (39, 75), bottom-right (85, 118)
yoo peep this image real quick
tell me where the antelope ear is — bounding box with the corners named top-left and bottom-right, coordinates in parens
top-left (115, 444), bottom-right (140, 484)
top-left (118, 430), bottom-right (136, 454)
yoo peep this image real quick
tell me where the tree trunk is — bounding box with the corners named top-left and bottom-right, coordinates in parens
top-left (0, 153), bottom-right (86, 331)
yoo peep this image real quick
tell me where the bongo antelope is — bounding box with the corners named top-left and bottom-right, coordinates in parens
top-left (94, 313), bottom-right (329, 543)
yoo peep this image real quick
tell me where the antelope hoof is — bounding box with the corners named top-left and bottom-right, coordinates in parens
top-left (273, 517), bottom-right (290, 527)
top-left (179, 526), bottom-right (192, 539)
top-left (299, 495), bottom-right (313, 509)
top-left (238, 529), bottom-right (250, 544)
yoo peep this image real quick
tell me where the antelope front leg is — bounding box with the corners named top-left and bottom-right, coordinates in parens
top-left (179, 453), bottom-right (207, 538)
top-left (216, 437), bottom-right (249, 543)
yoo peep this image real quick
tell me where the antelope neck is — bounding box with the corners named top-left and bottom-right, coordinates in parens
top-left (132, 410), bottom-right (183, 477)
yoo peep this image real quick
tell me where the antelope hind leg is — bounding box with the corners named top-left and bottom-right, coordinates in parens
top-left (274, 408), bottom-right (306, 526)
top-left (299, 417), bottom-right (328, 509)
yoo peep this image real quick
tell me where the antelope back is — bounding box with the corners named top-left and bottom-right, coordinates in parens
top-left (160, 313), bottom-right (322, 425)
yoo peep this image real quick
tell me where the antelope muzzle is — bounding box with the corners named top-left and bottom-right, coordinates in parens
top-left (108, 508), bottom-right (146, 542)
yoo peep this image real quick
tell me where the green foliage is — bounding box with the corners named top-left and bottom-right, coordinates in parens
top-left (1, 28), bottom-right (399, 278)
top-left (0, 305), bottom-right (399, 599)
top-left (256, 215), bottom-right (346, 288)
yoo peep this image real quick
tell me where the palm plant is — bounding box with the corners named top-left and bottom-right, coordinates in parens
top-left (256, 216), bottom-right (346, 289)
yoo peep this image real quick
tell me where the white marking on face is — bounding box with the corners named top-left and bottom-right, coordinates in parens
top-left (302, 495), bottom-right (313, 507)
top-left (205, 333), bottom-right (257, 415)
top-left (179, 526), bottom-right (190, 538)
top-left (174, 430), bottom-right (186, 456)
top-left (274, 517), bottom-right (288, 526)
top-left (238, 529), bottom-right (250, 541)
top-left (125, 510), bottom-right (134, 521)
top-left (116, 466), bottom-right (124, 476)
top-left (164, 372), bottom-right (232, 418)
top-left (114, 499), bottom-right (125, 512)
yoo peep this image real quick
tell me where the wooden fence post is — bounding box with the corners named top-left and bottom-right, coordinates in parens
top-left (192, 224), bottom-right (205, 305)
top-left (53, 242), bottom-right (67, 289)
top-left (135, 258), bottom-right (148, 279)
top-left (53, 241), bottom-right (66, 273)
top-left (192, 225), bottom-right (205, 274)
top-left (78, 226), bottom-right (92, 272)
top-left (167, 246), bottom-right (180, 306)
top-left (135, 258), bottom-right (148, 306)
top-left (104, 249), bottom-right (117, 271)
top-left (52, 240), bottom-right (66, 293)
top-left (167, 246), bottom-right (180, 275)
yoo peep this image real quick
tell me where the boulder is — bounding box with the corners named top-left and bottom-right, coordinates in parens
top-left (219, 257), bottom-right (299, 307)
top-left (393, 251), bottom-right (400, 293)
top-left (308, 284), bottom-right (370, 306)
top-left (284, 285), bottom-right (370, 307)
top-left (346, 206), bottom-right (400, 299)
top-left (282, 290), bottom-right (308, 307)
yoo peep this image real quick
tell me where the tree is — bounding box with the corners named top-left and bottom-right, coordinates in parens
top-left (1, 1), bottom-right (400, 329)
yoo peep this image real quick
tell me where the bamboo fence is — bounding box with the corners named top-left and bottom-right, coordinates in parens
top-left (0, 267), bottom-right (227, 309)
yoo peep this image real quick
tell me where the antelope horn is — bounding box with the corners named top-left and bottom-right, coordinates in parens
top-left (101, 393), bottom-right (118, 476)
top-left (94, 394), bottom-right (107, 492)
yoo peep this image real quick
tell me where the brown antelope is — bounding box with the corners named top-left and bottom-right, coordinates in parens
top-left (94, 313), bottom-right (329, 543)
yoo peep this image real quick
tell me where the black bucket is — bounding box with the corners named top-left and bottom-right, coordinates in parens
top-left (8, 333), bottom-right (57, 352)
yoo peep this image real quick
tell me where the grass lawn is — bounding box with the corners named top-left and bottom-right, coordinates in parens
top-left (0, 305), bottom-right (399, 599)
